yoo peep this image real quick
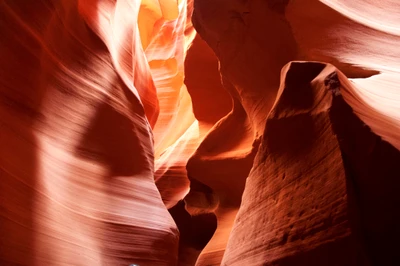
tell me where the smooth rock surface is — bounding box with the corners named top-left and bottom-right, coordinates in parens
top-left (1, 0), bottom-right (400, 265)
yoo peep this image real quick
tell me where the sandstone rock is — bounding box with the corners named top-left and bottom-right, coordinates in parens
top-left (1, 0), bottom-right (400, 265)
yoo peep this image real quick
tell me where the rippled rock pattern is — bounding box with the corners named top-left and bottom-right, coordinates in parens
top-left (1, 0), bottom-right (399, 265)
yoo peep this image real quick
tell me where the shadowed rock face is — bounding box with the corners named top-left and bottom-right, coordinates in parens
top-left (188, 0), bottom-right (400, 265)
top-left (221, 62), bottom-right (400, 266)
top-left (1, 0), bottom-right (400, 266)
top-left (329, 91), bottom-right (400, 266)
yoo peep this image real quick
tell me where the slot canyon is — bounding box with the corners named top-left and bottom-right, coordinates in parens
top-left (1, 0), bottom-right (400, 265)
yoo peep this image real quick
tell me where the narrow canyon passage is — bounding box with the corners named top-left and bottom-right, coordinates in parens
top-left (1, 0), bottom-right (400, 266)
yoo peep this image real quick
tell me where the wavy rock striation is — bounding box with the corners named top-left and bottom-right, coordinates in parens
top-left (1, 0), bottom-right (400, 265)
top-left (0, 0), bottom-right (192, 265)
top-left (189, 0), bottom-right (400, 265)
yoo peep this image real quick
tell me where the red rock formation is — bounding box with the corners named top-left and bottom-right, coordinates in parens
top-left (1, 0), bottom-right (400, 265)
top-left (189, 1), bottom-right (400, 265)
top-left (0, 0), bottom-right (191, 265)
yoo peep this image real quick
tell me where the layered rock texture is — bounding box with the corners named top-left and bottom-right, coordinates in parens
top-left (1, 0), bottom-right (399, 266)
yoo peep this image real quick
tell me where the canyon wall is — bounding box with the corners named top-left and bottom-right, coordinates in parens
top-left (1, 0), bottom-right (400, 265)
